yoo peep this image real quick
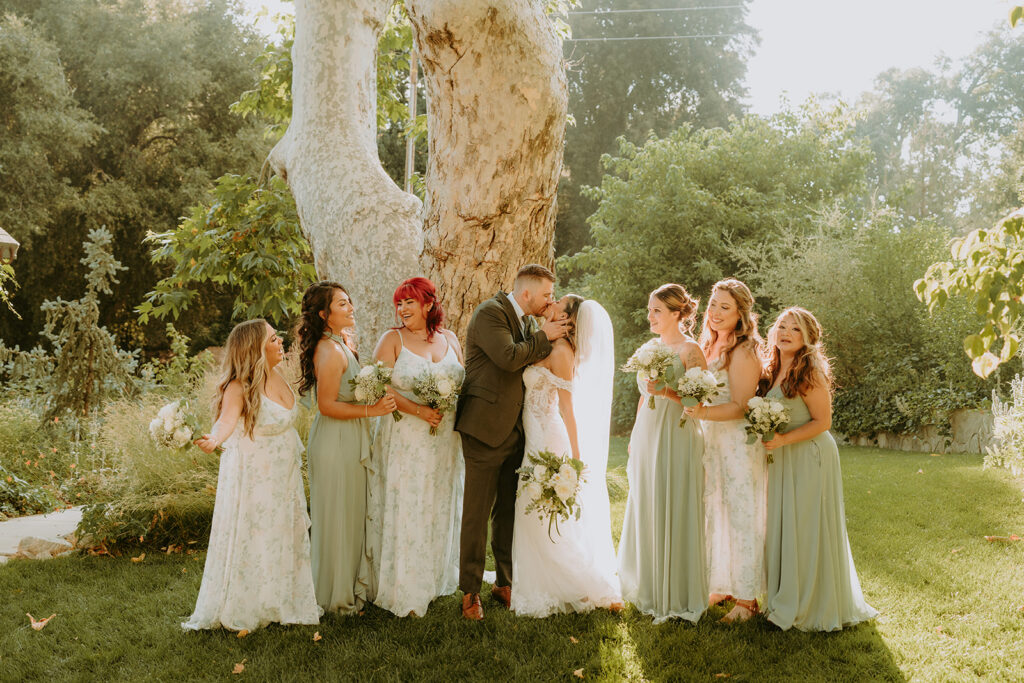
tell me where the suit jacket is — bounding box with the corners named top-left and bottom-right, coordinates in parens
top-left (455, 292), bottom-right (553, 449)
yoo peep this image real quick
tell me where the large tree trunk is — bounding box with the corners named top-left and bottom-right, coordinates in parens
top-left (268, 0), bottom-right (422, 347)
top-left (274, 0), bottom-right (566, 344)
top-left (408, 0), bottom-right (567, 337)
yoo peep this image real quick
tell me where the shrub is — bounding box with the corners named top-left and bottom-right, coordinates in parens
top-left (986, 374), bottom-right (1024, 478)
top-left (0, 463), bottom-right (57, 518)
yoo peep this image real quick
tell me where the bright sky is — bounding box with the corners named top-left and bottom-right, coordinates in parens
top-left (239, 0), bottom-right (1014, 114)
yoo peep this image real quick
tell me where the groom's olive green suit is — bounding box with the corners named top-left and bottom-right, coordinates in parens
top-left (455, 292), bottom-right (552, 594)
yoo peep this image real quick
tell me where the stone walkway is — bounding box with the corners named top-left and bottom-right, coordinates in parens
top-left (0, 507), bottom-right (82, 563)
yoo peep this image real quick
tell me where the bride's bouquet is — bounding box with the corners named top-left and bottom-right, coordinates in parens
top-left (676, 368), bottom-right (725, 427)
top-left (350, 361), bottom-right (402, 422)
top-left (149, 400), bottom-right (201, 449)
top-left (744, 396), bottom-right (790, 463)
top-left (516, 450), bottom-right (587, 541)
top-left (622, 339), bottom-right (678, 409)
top-left (411, 367), bottom-right (462, 435)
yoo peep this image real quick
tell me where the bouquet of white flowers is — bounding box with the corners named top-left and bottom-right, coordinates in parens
top-left (744, 396), bottom-right (790, 463)
top-left (149, 400), bottom-right (201, 449)
top-left (676, 367), bottom-right (725, 427)
top-left (622, 338), bottom-right (678, 409)
top-left (349, 361), bottom-right (402, 421)
top-left (516, 449), bottom-right (587, 541)
top-left (411, 367), bottom-right (463, 435)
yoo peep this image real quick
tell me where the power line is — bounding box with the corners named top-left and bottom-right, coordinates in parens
top-left (567, 5), bottom-right (743, 15)
top-left (565, 33), bottom-right (741, 42)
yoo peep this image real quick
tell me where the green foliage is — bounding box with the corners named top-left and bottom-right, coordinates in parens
top-left (556, 0), bottom-right (757, 255)
top-left (1011, 5), bottom-right (1023, 28)
top-left (986, 374), bottom-right (1024, 479)
top-left (140, 324), bottom-right (214, 391)
top-left (78, 389), bottom-right (220, 550)
top-left (1, 228), bottom-right (139, 417)
top-left (915, 209), bottom-right (1024, 378)
top-left (0, 462), bottom-right (55, 518)
top-left (741, 207), bottom-right (1000, 437)
top-left (561, 107), bottom-right (871, 428)
top-left (0, 263), bottom-right (18, 317)
top-left (138, 174), bottom-right (315, 326)
top-left (0, 0), bottom-right (270, 352)
top-left (230, 11), bottom-right (293, 139)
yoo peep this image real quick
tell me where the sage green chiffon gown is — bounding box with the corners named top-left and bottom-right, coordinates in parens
top-left (762, 386), bottom-right (878, 631)
top-left (618, 352), bottom-right (708, 624)
top-left (307, 334), bottom-right (373, 614)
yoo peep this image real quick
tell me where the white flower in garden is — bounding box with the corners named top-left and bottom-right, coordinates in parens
top-left (533, 464), bottom-right (547, 481)
top-left (524, 481), bottom-right (543, 503)
top-left (436, 377), bottom-right (454, 397)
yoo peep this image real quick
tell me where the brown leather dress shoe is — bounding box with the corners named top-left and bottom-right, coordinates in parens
top-left (491, 584), bottom-right (511, 608)
top-left (461, 593), bottom-right (483, 621)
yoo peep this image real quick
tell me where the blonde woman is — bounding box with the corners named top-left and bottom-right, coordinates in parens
top-left (183, 319), bottom-right (320, 632)
top-left (683, 278), bottom-right (766, 623)
top-left (760, 308), bottom-right (877, 631)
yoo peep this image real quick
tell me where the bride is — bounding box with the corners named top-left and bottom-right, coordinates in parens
top-left (510, 295), bottom-right (623, 617)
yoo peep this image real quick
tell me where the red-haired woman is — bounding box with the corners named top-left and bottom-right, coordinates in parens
top-left (366, 277), bottom-right (466, 617)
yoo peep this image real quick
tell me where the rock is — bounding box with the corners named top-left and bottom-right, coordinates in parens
top-left (15, 537), bottom-right (74, 560)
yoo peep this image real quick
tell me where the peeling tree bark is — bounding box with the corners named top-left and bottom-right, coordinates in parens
top-left (274, 0), bottom-right (566, 344)
top-left (409, 0), bottom-right (567, 338)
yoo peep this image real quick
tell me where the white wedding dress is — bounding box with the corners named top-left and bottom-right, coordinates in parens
top-left (702, 358), bottom-right (767, 602)
top-left (510, 301), bottom-right (622, 617)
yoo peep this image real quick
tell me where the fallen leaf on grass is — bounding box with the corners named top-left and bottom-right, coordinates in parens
top-left (569, 636), bottom-right (578, 644)
top-left (950, 548), bottom-right (962, 554)
top-left (715, 675), bottom-right (732, 679)
top-left (131, 553), bottom-right (146, 563)
top-left (313, 632), bottom-right (322, 642)
top-left (573, 669), bottom-right (584, 679)
top-left (984, 535), bottom-right (1021, 542)
top-left (917, 469), bottom-right (924, 474)
top-left (232, 659), bottom-right (246, 675)
top-left (26, 613), bottom-right (56, 631)
top-left (237, 630), bottom-right (249, 639)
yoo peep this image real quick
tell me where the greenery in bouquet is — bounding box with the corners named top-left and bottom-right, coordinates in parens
top-left (515, 449), bottom-right (586, 541)
top-left (622, 339), bottom-right (678, 409)
top-left (744, 396), bottom-right (790, 463)
top-left (350, 361), bottom-right (402, 421)
top-left (411, 367), bottom-right (462, 435)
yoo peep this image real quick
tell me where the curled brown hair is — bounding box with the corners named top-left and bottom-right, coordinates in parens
top-left (698, 278), bottom-right (764, 370)
top-left (762, 307), bottom-right (834, 398)
top-left (215, 319), bottom-right (270, 438)
top-left (559, 294), bottom-right (585, 355)
top-left (296, 281), bottom-right (351, 396)
top-left (651, 283), bottom-right (699, 336)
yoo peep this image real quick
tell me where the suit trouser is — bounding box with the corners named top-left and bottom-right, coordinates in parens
top-left (458, 426), bottom-right (525, 594)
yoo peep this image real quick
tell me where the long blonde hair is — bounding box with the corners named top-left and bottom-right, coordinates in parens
top-left (763, 307), bottom-right (834, 398)
top-left (698, 278), bottom-right (764, 370)
top-left (215, 319), bottom-right (269, 438)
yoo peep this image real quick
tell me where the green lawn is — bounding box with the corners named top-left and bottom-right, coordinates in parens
top-left (2, 446), bottom-right (1023, 682)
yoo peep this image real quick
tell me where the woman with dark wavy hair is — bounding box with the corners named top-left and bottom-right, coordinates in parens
top-left (760, 307), bottom-right (877, 631)
top-left (298, 281), bottom-right (396, 615)
top-left (366, 277), bottom-right (466, 617)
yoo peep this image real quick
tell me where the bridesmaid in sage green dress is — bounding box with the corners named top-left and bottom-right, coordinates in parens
top-left (618, 284), bottom-right (708, 624)
top-left (761, 307), bottom-right (878, 631)
top-left (297, 282), bottom-right (398, 614)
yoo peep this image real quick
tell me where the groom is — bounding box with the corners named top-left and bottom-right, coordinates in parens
top-left (455, 264), bottom-right (569, 620)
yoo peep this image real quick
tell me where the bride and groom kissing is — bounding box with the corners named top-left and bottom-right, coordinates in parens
top-left (457, 264), bottom-right (622, 620)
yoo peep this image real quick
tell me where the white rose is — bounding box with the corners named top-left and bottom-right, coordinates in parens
top-left (748, 396), bottom-right (764, 409)
top-left (157, 402), bottom-right (178, 420)
top-left (524, 481), bottom-right (544, 503)
top-left (554, 478), bottom-right (575, 501)
top-left (685, 367), bottom-right (702, 380)
top-left (436, 377), bottom-right (454, 397)
top-left (638, 348), bottom-right (653, 365)
top-left (358, 365), bottom-right (374, 378)
top-left (770, 401), bottom-right (784, 414)
top-left (532, 464), bottom-right (548, 481)
top-left (354, 387), bottom-right (367, 402)
top-left (149, 417), bottom-right (162, 433)
top-left (171, 427), bottom-right (192, 447)
top-left (163, 415), bottom-right (175, 432)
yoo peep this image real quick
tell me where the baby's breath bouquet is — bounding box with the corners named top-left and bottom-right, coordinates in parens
top-left (349, 361), bottom-right (402, 421)
top-left (676, 367), bottom-right (725, 427)
top-left (622, 338), bottom-right (677, 409)
top-left (411, 367), bottom-right (462, 435)
top-left (516, 450), bottom-right (586, 541)
top-left (149, 400), bottom-right (201, 449)
top-left (744, 396), bottom-right (790, 463)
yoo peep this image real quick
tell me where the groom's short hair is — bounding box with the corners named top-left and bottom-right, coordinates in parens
top-left (514, 264), bottom-right (555, 289)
